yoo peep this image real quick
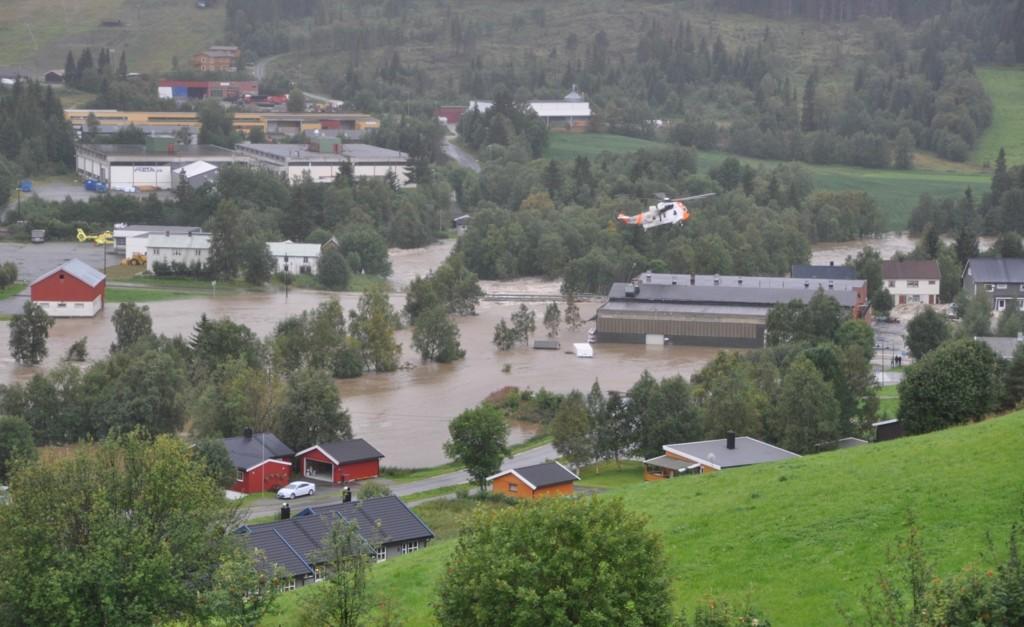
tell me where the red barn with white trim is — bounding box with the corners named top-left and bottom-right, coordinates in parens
top-left (30, 258), bottom-right (106, 317)
top-left (295, 438), bottom-right (383, 484)
top-left (223, 431), bottom-right (295, 494)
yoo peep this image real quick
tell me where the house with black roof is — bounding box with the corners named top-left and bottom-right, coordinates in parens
top-left (237, 495), bottom-right (434, 589)
top-left (487, 461), bottom-right (580, 499)
top-left (963, 257), bottom-right (1024, 312)
top-left (644, 432), bottom-right (798, 480)
top-left (294, 438), bottom-right (384, 484)
top-left (224, 430), bottom-right (294, 493)
top-left (790, 263), bottom-right (858, 281)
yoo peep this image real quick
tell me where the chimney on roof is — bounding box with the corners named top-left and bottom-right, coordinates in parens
top-left (644, 272), bottom-right (653, 284)
top-left (243, 427), bottom-right (253, 440)
top-left (726, 431), bottom-right (736, 450)
top-left (280, 503), bottom-right (291, 520)
top-left (829, 260), bottom-right (835, 266)
top-left (713, 274), bottom-right (720, 286)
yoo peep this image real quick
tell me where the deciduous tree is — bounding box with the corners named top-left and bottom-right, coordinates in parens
top-left (275, 367), bottom-right (351, 451)
top-left (349, 287), bottom-right (402, 372)
top-left (443, 405), bottom-right (510, 490)
top-left (551, 390), bottom-right (592, 469)
top-left (8, 301), bottom-right (54, 366)
top-left (771, 354), bottom-right (841, 453)
top-left (906, 308), bottom-right (951, 359)
top-left (303, 519), bottom-right (372, 627)
top-left (111, 302), bottom-right (153, 351)
top-left (543, 302), bottom-right (560, 337)
top-left (0, 415), bottom-right (34, 481)
top-left (318, 248), bottom-right (351, 290)
top-left (412, 305), bottom-right (465, 363)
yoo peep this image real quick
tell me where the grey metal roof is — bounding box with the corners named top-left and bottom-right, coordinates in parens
top-left (882, 259), bottom-right (940, 281)
top-left (790, 264), bottom-right (858, 280)
top-left (599, 301), bottom-right (771, 318)
top-left (965, 257), bottom-right (1024, 283)
top-left (78, 143), bottom-right (236, 159)
top-left (114, 224), bottom-right (202, 235)
top-left (643, 455), bottom-right (697, 471)
top-left (240, 496), bottom-right (434, 577)
top-left (340, 143), bottom-right (408, 162)
top-left (237, 142), bottom-right (407, 163)
top-left (223, 433), bottom-right (294, 470)
top-left (635, 272), bottom-right (865, 292)
top-left (607, 282), bottom-right (859, 308)
top-left (491, 462), bottom-right (579, 489)
top-left (30, 258), bottom-right (105, 288)
top-left (533, 339), bottom-right (561, 350)
top-left (836, 437), bottom-right (868, 449)
top-left (975, 336), bottom-right (1021, 359)
top-left (663, 437), bottom-right (798, 469)
top-left (316, 439), bottom-right (384, 465)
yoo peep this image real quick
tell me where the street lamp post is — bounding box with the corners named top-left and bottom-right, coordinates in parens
top-left (283, 254), bottom-right (289, 303)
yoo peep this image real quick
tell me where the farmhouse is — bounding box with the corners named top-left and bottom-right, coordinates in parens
top-left (29, 259), bottom-right (106, 318)
top-left (294, 438), bottom-right (384, 484)
top-left (487, 462), bottom-right (579, 499)
top-left (238, 496), bottom-right (434, 588)
top-left (145, 232), bottom-right (211, 272)
top-left (267, 240), bottom-right (323, 275)
top-left (190, 45), bottom-right (241, 73)
top-left (224, 431), bottom-right (294, 494)
top-left (236, 141), bottom-right (410, 185)
top-left (113, 224), bottom-right (203, 257)
top-left (644, 432), bottom-right (798, 480)
top-left (469, 87), bottom-right (592, 130)
top-left (75, 142), bottom-right (237, 191)
top-left (595, 272), bottom-right (868, 348)
top-left (962, 257), bottom-right (1024, 312)
top-left (882, 259), bottom-right (941, 305)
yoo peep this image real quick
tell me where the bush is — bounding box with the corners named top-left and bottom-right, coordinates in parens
top-left (356, 480), bottom-right (393, 499)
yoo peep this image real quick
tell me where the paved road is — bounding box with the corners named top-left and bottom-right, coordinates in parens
top-left (238, 442), bottom-right (558, 522)
top-left (442, 135), bottom-right (481, 173)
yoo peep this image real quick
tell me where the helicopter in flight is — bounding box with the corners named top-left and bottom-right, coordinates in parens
top-left (616, 193), bottom-right (716, 231)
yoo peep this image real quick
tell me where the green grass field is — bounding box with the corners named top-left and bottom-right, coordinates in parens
top-left (0, 0), bottom-right (225, 75)
top-left (973, 66), bottom-right (1024, 167)
top-left (264, 410), bottom-right (1024, 625)
top-left (104, 287), bottom-right (198, 303)
top-left (544, 134), bottom-right (990, 230)
top-left (0, 282), bottom-right (26, 300)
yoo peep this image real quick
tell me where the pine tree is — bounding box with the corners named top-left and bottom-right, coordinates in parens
top-left (993, 147), bottom-right (1012, 204)
top-left (64, 51), bottom-right (77, 86)
top-left (76, 48), bottom-right (93, 76)
top-left (117, 51), bottom-right (128, 79)
top-left (801, 67), bottom-right (819, 132)
top-left (543, 160), bottom-right (562, 202)
top-left (893, 128), bottom-right (915, 170)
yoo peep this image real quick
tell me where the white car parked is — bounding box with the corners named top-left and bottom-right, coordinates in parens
top-left (276, 481), bottom-right (316, 499)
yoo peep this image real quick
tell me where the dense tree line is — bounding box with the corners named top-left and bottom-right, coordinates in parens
top-left (0, 81), bottom-right (75, 176)
top-left (456, 91), bottom-right (549, 159)
top-left (455, 148), bottom-right (879, 293)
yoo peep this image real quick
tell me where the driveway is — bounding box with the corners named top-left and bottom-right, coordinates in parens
top-left (443, 136), bottom-right (481, 173)
top-left (238, 442), bottom-right (558, 522)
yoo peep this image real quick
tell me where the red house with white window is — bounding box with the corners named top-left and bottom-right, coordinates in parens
top-left (295, 438), bottom-right (383, 484)
top-left (223, 431), bottom-right (294, 494)
top-left (29, 258), bottom-right (106, 317)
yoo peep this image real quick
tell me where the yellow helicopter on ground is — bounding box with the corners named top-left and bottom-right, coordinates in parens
top-left (76, 228), bottom-right (114, 246)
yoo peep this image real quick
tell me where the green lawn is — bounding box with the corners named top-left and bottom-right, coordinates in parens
top-left (973, 66), bottom-right (1024, 167)
top-left (543, 133), bottom-right (666, 160)
top-left (878, 383), bottom-right (900, 417)
top-left (381, 434), bottom-right (552, 485)
top-left (575, 459), bottom-right (644, 490)
top-left (265, 410), bottom-right (1024, 625)
top-left (105, 287), bottom-right (198, 303)
top-left (0, 282), bottom-right (26, 300)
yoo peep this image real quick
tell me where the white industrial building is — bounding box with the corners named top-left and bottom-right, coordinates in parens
top-left (146, 232), bottom-right (211, 272)
top-left (75, 144), bottom-right (236, 191)
top-left (268, 240), bottom-right (323, 275)
top-left (235, 142), bottom-right (410, 185)
top-left (468, 88), bottom-right (591, 129)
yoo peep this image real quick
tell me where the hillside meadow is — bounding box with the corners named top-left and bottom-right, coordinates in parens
top-left (264, 410), bottom-right (1024, 625)
top-left (544, 133), bottom-right (992, 231)
top-left (973, 66), bottom-right (1024, 167)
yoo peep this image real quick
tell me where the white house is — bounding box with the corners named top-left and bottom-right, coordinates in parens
top-left (267, 240), bottom-right (323, 275)
top-left (146, 232), bottom-right (211, 272)
top-left (881, 259), bottom-right (941, 305)
top-left (235, 142), bottom-right (410, 185)
top-left (113, 224), bottom-right (204, 258)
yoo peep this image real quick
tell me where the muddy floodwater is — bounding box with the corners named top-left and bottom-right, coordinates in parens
top-left (811, 232), bottom-right (994, 265)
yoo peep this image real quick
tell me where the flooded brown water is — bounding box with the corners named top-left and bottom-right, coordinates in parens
top-left (811, 232), bottom-right (994, 265)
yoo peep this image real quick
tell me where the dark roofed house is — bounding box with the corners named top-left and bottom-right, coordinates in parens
top-left (791, 263), bottom-right (858, 281)
top-left (487, 461), bottom-right (580, 499)
top-left (294, 439), bottom-right (383, 485)
top-left (644, 432), bottom-right (798, 480)
top-left (224, 431), bottom-right (294, 494)
top-left (238, 495), bottom-right (434, 588)
top-left (976, 335), bottom-right (1023, 359)
top-left (963, 257), bottom-right (1024, 312)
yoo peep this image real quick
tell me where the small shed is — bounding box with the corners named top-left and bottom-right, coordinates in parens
top-left (533, 339), bottom-right (561, 350)
top-left (30, 229), bottom-right (46, 243)
top-left (872, 419), bottom-right (904, 442)
top-left (173, 160), bottom-right (219, 188)
top-left (29, 259), bottom-right (105, 317)
top-left (452, 214), bottom-right (471, 234)
top-left (43, 70), bottom-right (65, 84)
top-left (487, 462), bottom-right (579, 499)
top-left (295, 438), bottom-right (384, 484)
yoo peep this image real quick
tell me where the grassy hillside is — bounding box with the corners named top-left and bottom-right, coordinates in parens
top-left (973, 66), bottom-right (1024, 167)
top-left (545, 133), bottom-right (990, 231)
top-left (0, 0), bottom-right (224, 75)
top-left (265, 410), bottom-right (1024, 625)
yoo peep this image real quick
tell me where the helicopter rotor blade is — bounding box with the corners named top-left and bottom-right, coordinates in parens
top-left (671, 193), bottom-right (717, 203)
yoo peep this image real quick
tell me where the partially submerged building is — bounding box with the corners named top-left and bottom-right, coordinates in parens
top-left (594, 272), bottom-right (868, 348)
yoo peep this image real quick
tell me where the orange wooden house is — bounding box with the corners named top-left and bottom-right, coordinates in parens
top-left (487, 461), bottom-right (580, 499)
top-left (644, 432), bottom-right (798, 481)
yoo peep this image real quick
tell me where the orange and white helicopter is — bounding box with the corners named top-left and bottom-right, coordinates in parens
top-left (616, 193), bottom-right (716, 231)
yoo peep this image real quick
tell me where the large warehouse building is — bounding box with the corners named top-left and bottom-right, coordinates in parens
top-left (75, 142), bottom-right (237, 191)
top-left (65, 110), bottom-right (380, 138)
top-left (235, 141), bottom-right (410, 185)
top-left (594, 272), bottom-right (868, 348)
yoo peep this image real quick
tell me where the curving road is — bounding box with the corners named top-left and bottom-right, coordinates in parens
top-left (442, 135), bottom-right (481, 172)
top-left (253, 54), bottom-right (338, 106)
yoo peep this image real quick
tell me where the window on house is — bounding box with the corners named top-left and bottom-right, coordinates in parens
top-left (998, 284), bottom-right (1008, 290)
top-left (152, 248), bottom-right (160, 254)
top-left (928, 280), bottom-right (936, 285)
top-left (987, 284), bottom-right (996, 292)
top-left (888, 280), bottom-right (896, 288)
top-left (997, 298), bottom-right (1009, 312)
top-left (57, 303), bottom-right (67, 308)
top-left (907, 280), bottom-right (919, 288)
top-left (236, 469), bottom-right (244, 482)
top-left (280, 579), bottom-right (296, 592)
top-left (401, 541), bottom-right (421, 554)
top-left (314, 567), bottom-right (325, 583)
top-left (375, 546), bottom-right (387, 562)
top-left (508, 482), bottom-right (517, 492)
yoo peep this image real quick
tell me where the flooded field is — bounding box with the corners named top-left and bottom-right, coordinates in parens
top-left (811, 232), bottom-right (994, 265)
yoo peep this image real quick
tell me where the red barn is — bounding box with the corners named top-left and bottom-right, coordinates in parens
top-left (295, 438), bottom-right (383, 484)
top-left (30, 258), bottom-right (106, 317)
top-left (435, 106), bottom-right (467, 125)
top-left (224, 431), bottom-right (295, 494)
